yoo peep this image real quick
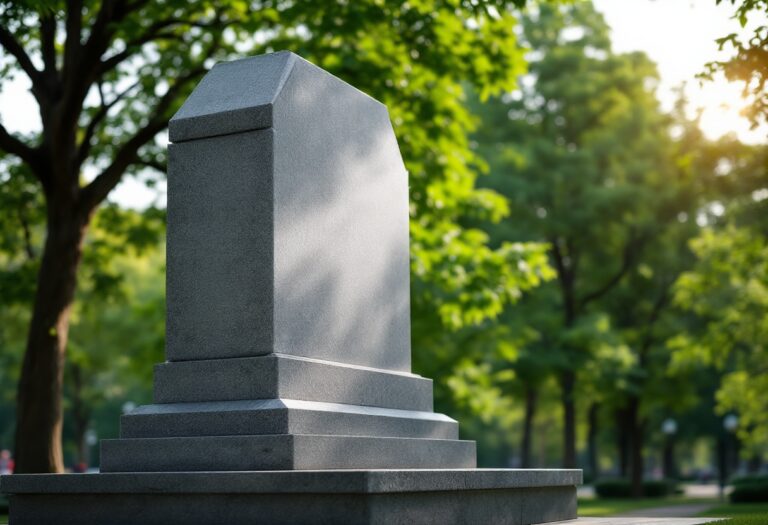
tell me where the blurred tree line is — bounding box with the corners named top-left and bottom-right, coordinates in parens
top-left (0, 0), bottom-right (766, 491)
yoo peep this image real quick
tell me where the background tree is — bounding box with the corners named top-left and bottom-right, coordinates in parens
top-left (472, 1), bottom-right (684, 469)
top-left (668, 0), bottom-right (768, 459)
top-left (670, 140), bottom-right (768, 453)
top-left (705, 0), bottom-right (768, 127)
top-left (0, 0), bottom-right (553, 473)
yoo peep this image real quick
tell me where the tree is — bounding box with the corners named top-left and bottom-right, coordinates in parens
top-left (0, 0), bottom-right (551, 472)
top-left (705, 0), bottom-right (768, 127)
top-left (670, 140), bottom-right (768, 452)
top-left (678, 0), bottom-right (768, 455)
top-left (472, 2), bottom-right (696, 470)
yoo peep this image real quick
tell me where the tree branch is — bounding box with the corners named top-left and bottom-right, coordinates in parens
top-left (637, 279), bottom-right (674, 366)
top-left (78, 66), bottom-right (206, 213)
top-left (76, 79), bottom-right (141, 166)
top-left (99, 18), bottom-right (223, 76)
top-left (64, 0), bottom-right (84, 80)
top-left (137, 158), bottom-right (166, 173)
top-left (0, 26), bottom-right (43, 88)
top-left (579, 233), bottom-right (647, 307)
top-left (18, 203), bottom-right (36, 261)
top-left (40, 15), bottom-right (58, 77)
top-left (0, 122), bottom-right (39, 166)
top-left (551, 236), bottom-right (577, 326)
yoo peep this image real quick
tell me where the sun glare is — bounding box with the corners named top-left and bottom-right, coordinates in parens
top-left (693, 77), bottom-right (761, 143)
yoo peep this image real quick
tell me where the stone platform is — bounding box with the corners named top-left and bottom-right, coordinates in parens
top-left (0, 469), bottom-right (580, 525)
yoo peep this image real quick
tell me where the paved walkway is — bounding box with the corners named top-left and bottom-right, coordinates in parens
top-left (614, 504), bottom-right (716, 518)
top-left (578, 483), bottom-right (722, 500)
top-left (572, 518), bottom-right (724, 524)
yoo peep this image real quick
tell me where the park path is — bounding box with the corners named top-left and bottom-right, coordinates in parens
top-left (573, 518), bottom-right (724, 524)
top-left (613, 503), bottom-right (715, 518)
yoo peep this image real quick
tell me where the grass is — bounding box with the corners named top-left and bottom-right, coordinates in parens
top-left (699, 502), bottom-right (768, 525)
top-left (579, 496), bottom-right (768, 524)
top-left (578, 496), bottom-right (712, 517)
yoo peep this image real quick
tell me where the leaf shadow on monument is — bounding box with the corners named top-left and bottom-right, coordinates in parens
top-left (269, 57), bottom-right (413, 375)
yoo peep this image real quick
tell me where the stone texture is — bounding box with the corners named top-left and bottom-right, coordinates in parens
top-left (120, 399), bottom-right (459, 439)
top-left (1, 469), bottom-right (582, 493)
top-left (1, 51), bottom-right (583, 524)
top-left (168, 52), bottom-right (292, 142)
top-left (166, 129), bottom-right (274, 363)
top-left (100, 435), bottom-right (476, 472)
top-left (166, 52), bottom-right (411, 371)
top-left (1, 470), bottom-right (580, 525)
top-left (153, 354), bottom-right (434, 410)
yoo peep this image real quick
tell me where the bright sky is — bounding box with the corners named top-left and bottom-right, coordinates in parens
top-left (0, 0), bottom-right (764, 208)
top-left (594, 0), bottom-right (765, 144)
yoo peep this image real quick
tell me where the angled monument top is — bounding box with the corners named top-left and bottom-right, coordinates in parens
top-left (169, 51), bottom-right (384, 143)
top-left (165, 51), bottom-right (412, 371)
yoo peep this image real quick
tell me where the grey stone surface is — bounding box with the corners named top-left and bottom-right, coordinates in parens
top-left (166, 129), bottom-right (274, 363)
top-left (2, 52), bottom-right (584, 524)
top-left (100, 435), bottom-right (476, 472)
top-left (166, 52), bottom-right (411, 371)
top-left (1, 469), bottom-right (582, 494)
top-left (169, 52), bottom-right (293, 142)
top-left (153, 353), bottom-right (434, 411)
top-left (120, 399), bottom-right (458, 439)
top-left (1, 470), bottom-right (580, 525)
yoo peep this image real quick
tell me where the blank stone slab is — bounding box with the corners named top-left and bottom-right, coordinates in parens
top-left (166, 51), bottom-right (411, 372)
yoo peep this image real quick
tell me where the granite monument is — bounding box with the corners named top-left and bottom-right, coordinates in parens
top-left (1, 51), bottom-right (581, 524)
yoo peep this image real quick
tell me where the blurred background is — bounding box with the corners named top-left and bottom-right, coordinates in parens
top-left (0, 0), bottom-right (766, 519)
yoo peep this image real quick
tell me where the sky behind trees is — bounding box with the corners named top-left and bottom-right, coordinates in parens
top-left (0, 0), bottom-right (763, 211)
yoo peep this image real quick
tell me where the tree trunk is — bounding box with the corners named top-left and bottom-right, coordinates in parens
top-left (627, 396), bottom-right (644, 498)
top-left (521, 384), bottom-right (538, 468)
top-left (615, 407), bottom-right (630, 477)
top-left (662, 435), bottom-right (676, 480)
top-left (560, 370), bottom-right (577, 468)
top-left (587, 402), bottom-right (599, 480)
top-left (14, 199), bottom-right (88, 473)
top-left (747, 454), bottom-right (761, 474)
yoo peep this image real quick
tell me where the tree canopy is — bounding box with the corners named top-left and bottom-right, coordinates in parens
top-left (0, 0), bottom-right (553, 472)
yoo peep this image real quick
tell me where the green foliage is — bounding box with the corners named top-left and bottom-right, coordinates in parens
top-left (704, 0), bottom-right (768, 127)
top-left (730, 477), bottom-right (768, 503)
top-left (463, 0), bottom-right (710, 463)
top-left (0, 0), bottom-right (559, 466)
top-left (594, 479), bottom-right (678, 499)
top-left (0, 0), bottom-right (553, 332)
top-left (671, 225), bottom-right (768, 451)
top-left (0, 203), bottom-right (166, 461)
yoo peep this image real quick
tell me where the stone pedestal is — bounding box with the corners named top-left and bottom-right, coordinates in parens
top-left (1, 51), bottom-right (580, 524)
top-left (2, 470), bottom-right (579, 525)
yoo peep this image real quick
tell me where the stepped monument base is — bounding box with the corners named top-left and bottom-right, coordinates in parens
top-left (2, 469), bottom-right (579, 525)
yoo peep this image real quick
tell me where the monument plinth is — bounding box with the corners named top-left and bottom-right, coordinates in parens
top-left (1, 51), bottom-right (580, 524)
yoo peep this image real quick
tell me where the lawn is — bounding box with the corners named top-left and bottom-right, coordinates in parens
top-left (578, 497), bottom-right (714, 517)
top-left (699, 502), bottom-right (768, 525)
top-left (579, 497), bottom-right (768, 524)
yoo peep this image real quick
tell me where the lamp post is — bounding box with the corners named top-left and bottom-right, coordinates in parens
top-left (661, 418), bottom-right (677, 480)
